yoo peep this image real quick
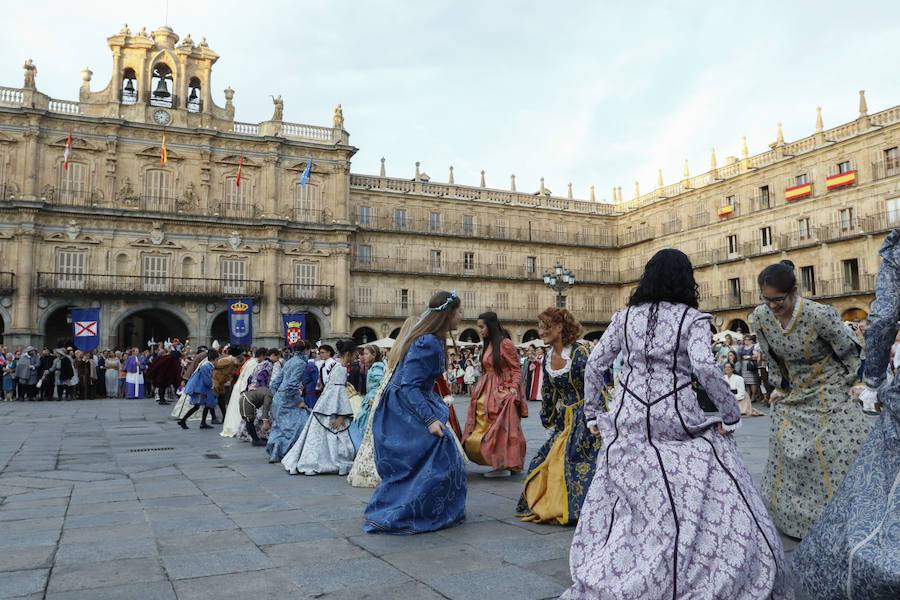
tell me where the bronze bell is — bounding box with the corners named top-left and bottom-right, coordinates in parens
top-left (188, 87), bottom-right (198, 101)
top-left (153, 78), bottom-right (170, 98)
top-left (124, 78), bottom-right (135, 93)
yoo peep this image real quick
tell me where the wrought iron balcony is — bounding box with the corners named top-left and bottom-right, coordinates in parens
top-left (349, 300), bottom-right (612, 324)
top-left (36, 272), bottom-right (263, 299)
top-left (351, 256), bottom-right (545, 281)
top-left (0, 271), bottom-right (14, 295)
top-left (50, 189), bottom-right (99, 207)
top-left (872, 159), bottom-right (900, 181)
top-left (809, 276), bottom-right (876, 299)
top-left (289, 208), bottom-right (330, 224)
top-left (278, 284), bottom-right (335, 305)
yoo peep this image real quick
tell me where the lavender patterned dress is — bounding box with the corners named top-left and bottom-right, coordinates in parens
top-left (564, 302), bottom-right (789, 600)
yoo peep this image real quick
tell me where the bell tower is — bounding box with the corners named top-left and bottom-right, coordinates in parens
top-left (78, 24), bottom-right (235, 130)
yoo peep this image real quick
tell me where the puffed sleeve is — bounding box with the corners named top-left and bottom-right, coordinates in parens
top-left (584, 309), bottom-right (625, 424)
top-left (864, 230), bottom-right (900, 389)
top-left (367, 361), bottom-right (386, 395)
top-left (815, 304), bottom-right (861, 384)
top-left (399, 335), bottom-right (443, 426)
top-left (499, 338), bottom-right (522, 388)
top-left (687, 315), bottom-right (741, 428)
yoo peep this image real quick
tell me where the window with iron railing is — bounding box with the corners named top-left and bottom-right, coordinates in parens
top-left (393, 208), bottom-right (408, 230)
top-left (837, 160), bottom-right (853, 174)
top-left (357, 205), bottom-right (372, 226)
top-left (800, 265), bottom-right (816, 296)
top-left (887, 197), bottom-right (900, 227)
top-left (496, 218), bottom-right (507, 238)
top-left (294, 183), bottom-right (320, 215)
top-left (842, 258), bottom-right (860, 291)
top-left (58, 162), bottom-right (88, 204)
top-left (886, 147), bottom-right (899, 171)
top-left (728, 278), bottom-right (742, 304)
top-left (144, 169), bottom-right (173, 210)
top-left (141, 255), bottom-right (170, 292)
top-left (463, 215), bottom-right (475, 236)
top-left (356, 244), bottom-right (372, 265)
top-left (398, 288), bottom-right (410, 313)
top-left (224, 177), bottom-right (251, 215)
top-left (295, 263), bottom-right (318, 295)
top-left (526, 256), bottom-right (536, 275)
top-left (760, 226), bottom-right (773, 249)
top-left (727, 234), bottom-right (739, 255)
top-left (839, 207), bottom-right (855, 232)
top-left (463, 290), bottom-right (476, 309)
top-left (430, 250), bottom-right (442, 273)
top-left (527, 294), bottom-right (539, 311)
top-left (221, 258), bottom-right (247, 295)
top-left (496, 254), bottom-right (507, 272)
top-left (795, 173), bottom-right (809, 185)
top-left (429, 211), bottom-right (442, 232)
top-left (357, 287), bottom-right (372, 305)
top-left (56, 250), bottom-right (86, 289)
top-left (464, 252), bottom-right (475, 273)
top-left (495, 292), bottom-right (509, 310)
top-left (798, 217), bottom-right (812, 241)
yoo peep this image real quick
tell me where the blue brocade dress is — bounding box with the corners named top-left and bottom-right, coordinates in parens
top-left (363, 334), bottom-right (467, 534)
top-left (792, 229), bottom-right (900, 599)
top-left (349, 361), bottom-right (386, 449)
top-left (266, 353), bottom-right (312, 462)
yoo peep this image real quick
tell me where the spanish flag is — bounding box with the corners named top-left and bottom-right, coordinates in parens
top-left (160, 134), bottom-right (167, 166)
top-left (826, 170), bottom-right (856, 190)
top-left (785, 182), bottom-right (812, 202)
top-left (717, 204), bottom-right (734, 218)
top-left (236, 153), bottom-right (244, 187)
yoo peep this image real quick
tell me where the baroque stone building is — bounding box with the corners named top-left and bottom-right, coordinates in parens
top-left (0, 25), bottom-right (896, 349)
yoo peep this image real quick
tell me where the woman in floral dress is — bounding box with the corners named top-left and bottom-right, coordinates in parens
top-left (517, 307), bottom-right (602, 525)
top-left (751, 260), bottom-right (871, 539)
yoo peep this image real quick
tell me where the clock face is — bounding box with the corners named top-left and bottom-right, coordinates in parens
top-left (153, 110), bottom-right (171, 126)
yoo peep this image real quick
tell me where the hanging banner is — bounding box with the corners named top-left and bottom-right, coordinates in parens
top-left (282, 314), bottom-right (307, 348)
top-left (71, 307), bottom-right (100, 351)
top-left (227, 299), bottom-right (253, 346)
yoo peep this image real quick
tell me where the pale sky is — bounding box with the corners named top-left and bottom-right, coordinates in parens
top-left (2, 0), bottom-right (899, 202)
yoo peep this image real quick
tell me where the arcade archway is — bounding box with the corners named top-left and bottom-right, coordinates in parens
top-left (726, 319), bottom-right (750, 334)
top-left (841, 307), bottom-right (868, 322)
top-left (43, 305), bottom-right (77, 349)
top-left (389, 327), bottom-right (401, 339)
top-left (522, 329), bottom-right (540, 343)
top-left (117, 309), bottom-right (188, 350)
top-left (459, 328), bottom-right (480, 343)
top-left (584, 330), bottom-right (605, 342)
top-left (210, 312), bottom-right (228, 346)
top-left (353, 327), bottom-right (378, 345)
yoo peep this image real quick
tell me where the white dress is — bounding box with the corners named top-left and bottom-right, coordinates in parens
top-left (220, 358), bottom-right (257, 438)
top-left (281, 363), bottom-right (356, 475)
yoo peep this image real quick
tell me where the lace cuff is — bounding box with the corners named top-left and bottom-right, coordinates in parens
top-left (721, 420), bottom-right (741, 433)
top-left (443, 395), bottom-right (454, 405)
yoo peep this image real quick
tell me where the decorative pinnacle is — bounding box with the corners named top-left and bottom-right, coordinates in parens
top-left (775, 122), bottom-right (784, 146)
top-left (633, 180), bottom-right (640, 199)
top-left (657, 169), bottom-right (664, 188)
top-left (379, 157), bottom-right (385, 177)
top-left (510, 174), bottom-right (516, 192)
top-left (815, 106), bottom-right (823, 132)
top-left (858, 90), bottom-right (868, 116)
top-left (480, 170), bottom-right (486, 188)
top-left (710, 147), bottom-right (717, 170)
top-left (448, 165), bottom-right (454, 184)
top-left (539, 177), bottom-right (546, 194)
top-left (590, 185), bottom-right (596, 202)
top-left (414, 161), bottom-right (421, 180)
top-left (683, 159), bottom-right (690, 179)
top-left (741, 136), bottom-right (749, 159)
top-left (567, 182), bottom-right (573, 199)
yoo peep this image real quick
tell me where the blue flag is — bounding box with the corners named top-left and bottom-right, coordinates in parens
top-left (299, 160), bottom-right (312, 187)
top-left (282, 314), bottom-right (307, 347)
top-left (227, 299), bottom-right (254, 346)
top-left (71, 307), bottom-right (100, 351)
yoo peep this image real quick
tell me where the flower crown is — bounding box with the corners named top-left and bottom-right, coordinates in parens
top-left (427, 289), bottom-right (458, 313)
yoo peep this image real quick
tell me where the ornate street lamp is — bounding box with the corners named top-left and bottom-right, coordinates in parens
top-left (543, 262), bottom-right (575, 308)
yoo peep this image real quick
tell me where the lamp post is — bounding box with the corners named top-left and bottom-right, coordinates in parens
top-left (542, 262), bottom-right (575, 308)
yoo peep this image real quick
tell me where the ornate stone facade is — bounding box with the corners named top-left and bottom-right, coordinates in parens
top-left (0, 26), bottom-right (896, 348)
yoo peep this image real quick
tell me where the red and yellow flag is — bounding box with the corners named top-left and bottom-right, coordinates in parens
top-left (160, 134), bottom-right (167, 166)
top-left (826, 170), bottom-right (856, 190)
top-left (717, 204), bottom-right (734, 217)
top-left (785, 182), bottom-right (812, 202)
top-left (63, 133), bottom-right (73, 170)
top-left (236, 154), bottom-right (244, 187)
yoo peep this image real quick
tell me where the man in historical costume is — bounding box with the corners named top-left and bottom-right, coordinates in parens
top-left (211, 346), bottom-right (243, 425)
top-left (75, 351), bottom-right (97, 400)
top-left (146, 349), bottom-right (183, 405)
top-left (233, 348), bottom-right (281, 446)
top-left (15, 346), bottom-right (37, 401)
top-left (37, 348), bottom-right (54, 401)
top-left (220, 348), bottom-right (270, 439)
top-left (171, 347), bottom-right (209, 420)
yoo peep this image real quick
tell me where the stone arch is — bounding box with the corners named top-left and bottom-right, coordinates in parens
top-left (583, 330), bottom-right (605, 341)
top-left (726, 318), bottom-right (750, 334)
top-left (841, 307), bottom-right (868, 322)
top-left (389, 327), bottom-right (401, 339)
top-left (0, 304), bottom-right (10, 344)
top-left (181, 256), bottom-right (197, 278)
top-left (353, 327), bottom-right (378, 345)
top-left (40, 303), bottom-right (79, 349)
top-left (111, 304), bottom-right (192, 350)
top-left (522, 329), bottom-right (540, 343)
top-left (459, 328), bottom-right (480, 343)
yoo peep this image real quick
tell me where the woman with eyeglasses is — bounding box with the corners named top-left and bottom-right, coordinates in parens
top-left (750, 260), bottom-right (871, 539)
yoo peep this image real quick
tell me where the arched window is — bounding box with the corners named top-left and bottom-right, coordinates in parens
top-left (114, 253), bottom-right (130, 276)
top-left (182, 256), bottom-right (196, 278)
top-left (150, 63), bottom-right (173, 108)
top-left (121, 68), bottom-right (137, 104)
top-left (186, 77), bottom-right (201, 113)
top-left (143, 169), bottom-right (173, 211)
top-left (58, 162), bottom-right (89, 206)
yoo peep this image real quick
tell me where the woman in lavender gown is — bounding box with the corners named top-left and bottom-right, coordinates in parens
top-left (564, 249), bottom-right (789, 600)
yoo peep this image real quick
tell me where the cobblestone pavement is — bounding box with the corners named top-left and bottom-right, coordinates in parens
top-left (0, 398), bottom-right (807, 599)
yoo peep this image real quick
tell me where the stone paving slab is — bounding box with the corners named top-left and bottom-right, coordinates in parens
top-left (0, 397), bottom-right (806, 599)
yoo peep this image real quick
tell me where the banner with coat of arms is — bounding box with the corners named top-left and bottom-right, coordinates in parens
top-left (227, 299), bottom-right (254, 346)
top-left (282, 314), bottom-right (307, 348)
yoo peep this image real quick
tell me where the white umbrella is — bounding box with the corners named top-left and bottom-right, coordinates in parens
top-left (515, 339), bottom-right (546, 349)
top-left (713, 330), bottom-right (743, 343)
top-left (370, 337), bottom-right (396, 349)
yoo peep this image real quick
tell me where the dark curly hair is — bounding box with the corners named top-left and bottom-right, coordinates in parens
top-left (537, 307), bottom-right (583, 345)
top-left (628, 248), bottom-right (700, 308)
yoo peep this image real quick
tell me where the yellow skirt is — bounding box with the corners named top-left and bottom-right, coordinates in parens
top-left (463, 393), bottom-right (490, 465)
top-left (519, 406), bottom-right (573, 524)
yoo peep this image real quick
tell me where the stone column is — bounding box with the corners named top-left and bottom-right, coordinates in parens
top-left (22, 121), bottom-right (40, 198)
top-left (331, 163), bottom-right (350, 223)
top-left (257, 239), bottom-right (282, 348)
top-left (330, 244), bottom-right (351, 337)
top-left (9, 220), bottom-right (38, 347)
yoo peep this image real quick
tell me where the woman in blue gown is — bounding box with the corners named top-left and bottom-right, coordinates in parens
top-left (364, 290), bottom-right (467, 534)
top-left (265, 342), bottom-right (314, 463)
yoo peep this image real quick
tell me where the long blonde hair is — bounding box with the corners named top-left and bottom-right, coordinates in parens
top-left (387, 316), bottom-right (418, 370)
top-left (392, 291), bottom-right (460, 369)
